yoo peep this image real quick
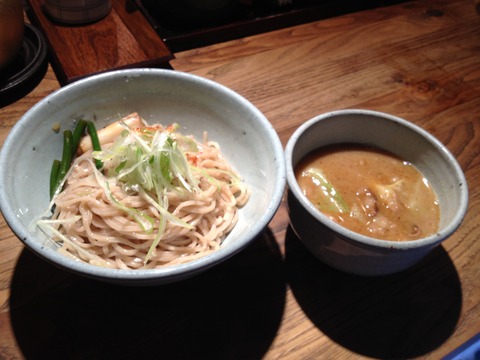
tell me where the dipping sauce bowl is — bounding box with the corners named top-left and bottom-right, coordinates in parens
top-left (285, 109), bottom-right (468, 276)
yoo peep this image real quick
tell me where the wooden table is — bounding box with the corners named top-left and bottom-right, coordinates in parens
top-left (1, 0), bottom-right (479, 358)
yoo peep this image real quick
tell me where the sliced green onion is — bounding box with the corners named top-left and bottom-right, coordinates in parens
top-left (306, 168), bottom-right (349, 213)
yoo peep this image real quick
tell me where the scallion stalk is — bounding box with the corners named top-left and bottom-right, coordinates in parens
top-left (71, 119), bottom-right (87, 153)
top-left (58, 130), bottom-right (73, 183)
top-left (87, 121), bottom-right (103, 169)
top-left (49, 159), bottom-right (61, 199)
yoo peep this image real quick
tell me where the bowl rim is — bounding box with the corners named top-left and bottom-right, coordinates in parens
top-left (285, 108), bottom-right (469, 250)
top-left (0, 68), bottom-right (286, 283)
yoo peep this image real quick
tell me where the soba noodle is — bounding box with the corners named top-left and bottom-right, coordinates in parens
top-left (38, 114), bottom-right (250, 269)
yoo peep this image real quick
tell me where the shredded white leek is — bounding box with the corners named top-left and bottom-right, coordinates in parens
top-left (41, 120), bottom-right (239, 265)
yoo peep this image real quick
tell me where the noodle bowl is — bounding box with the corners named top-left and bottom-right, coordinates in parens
top-left (1, 68), bottom-right (285, 285)
top-left (39, 114), bottom-right (250, 269)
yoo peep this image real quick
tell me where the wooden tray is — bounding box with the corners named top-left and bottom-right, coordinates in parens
top-left (25, 0), bottom-right (174, 85)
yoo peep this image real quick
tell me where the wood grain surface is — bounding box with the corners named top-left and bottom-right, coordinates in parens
top-left (1, 0), bottom-right (479, 358)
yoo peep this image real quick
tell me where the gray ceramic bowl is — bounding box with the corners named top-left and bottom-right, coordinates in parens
top-left (285, 109), bottom-right (468, 276)
top-left (0, 68), bottom-right (286, 285)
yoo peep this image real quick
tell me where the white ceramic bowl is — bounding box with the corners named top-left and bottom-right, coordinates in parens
top-left (0, 68), bottom-right (286, 285)
top-left (285, 109), bottom-right (468, 276)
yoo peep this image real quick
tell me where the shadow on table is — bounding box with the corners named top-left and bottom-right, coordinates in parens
top-left (9, 228), bottom-right (286, 360)
top-left (285, 225), bottom-right (462, 359)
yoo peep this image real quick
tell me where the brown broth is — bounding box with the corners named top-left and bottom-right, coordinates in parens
top-left (295, 144), bottom-right (440, 241)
